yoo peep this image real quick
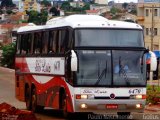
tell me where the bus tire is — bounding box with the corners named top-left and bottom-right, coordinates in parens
top-left (31, 88), bottom-right (44, 112)
top-left (60, 91), bottom-right (68, 118)
top-left (117, 112), bottom-right (130, 119)
top-left (25, 86), bottom-right (31, 110)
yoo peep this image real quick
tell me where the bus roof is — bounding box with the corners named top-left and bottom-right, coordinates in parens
top-left (17, 15), bottom-right (142, 33)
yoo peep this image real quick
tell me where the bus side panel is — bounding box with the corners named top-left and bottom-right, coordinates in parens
top-left (52, 91), bottom-right (59, 109)
top-left (15, 75), bottom-right (25, 101)
top-left (15, 57), bottom-right (25, 102)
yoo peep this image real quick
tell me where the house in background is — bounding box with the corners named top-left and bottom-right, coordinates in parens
top-left (86, 9), bottom-right (100, 15)
top-left (137, 0), bottom-right (160, 50)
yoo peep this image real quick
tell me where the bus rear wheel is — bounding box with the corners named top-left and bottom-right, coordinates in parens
top-left (25, 87), bottom-right (31, 110)
top-left (31, 88), bottom-right (44, 112)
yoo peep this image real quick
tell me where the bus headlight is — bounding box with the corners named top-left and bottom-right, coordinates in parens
top-left (130, 95), bottom-right (146, 99)
top-left (136, 95), bottom-right (143, 99)
top-left (81, 95), bottom-right (88, 99)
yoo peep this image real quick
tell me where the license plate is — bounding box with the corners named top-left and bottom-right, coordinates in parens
top-left (106, 104), bottom-right (118, 109)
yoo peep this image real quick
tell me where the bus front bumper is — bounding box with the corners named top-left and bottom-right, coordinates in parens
top-left (74, 99), bottom-right (145, 114)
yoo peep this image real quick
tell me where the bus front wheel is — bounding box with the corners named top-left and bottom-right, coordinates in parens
top-left (60, 91), bottom-right (68, 118)
top-left (31, 88), bottom-right (44, 112)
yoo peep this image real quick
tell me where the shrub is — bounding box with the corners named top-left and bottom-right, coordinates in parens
top-left (147, 85), bottom-right (160, 105)
top-left (1, 43), bottom-right (16, 69)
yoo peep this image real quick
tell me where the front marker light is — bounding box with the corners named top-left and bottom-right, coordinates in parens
top-left (76, 94), bottom-right (88, 99)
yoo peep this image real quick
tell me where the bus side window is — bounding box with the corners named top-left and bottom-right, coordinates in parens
top-left (49, 31), bottom-right (54, 53)
top-left (49, 30), bottom-right (58, 53)
top-left (34, 32), bottom-right (42, 54)
top-left (42, 31), bottom-right (49, 54)
top-left (21, 34), bottom-right (28, 54)
top-left (58, 29), bottom-right (70, 53)
top-left (16, 34), bottom-right (21, 54)
top-left (27, 33), bottom-right (33, 54)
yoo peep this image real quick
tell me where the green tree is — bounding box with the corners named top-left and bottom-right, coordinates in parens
top-left (6, 10), bottom-right (13, 15)
top-left (0, 9), bottom-right (3, 14)
top-left (0, 0), bottom-right (15, 7)
top-left (1, 43), bottom-right (16, 69)
top-left (26, 10), bottom-right (48, 25)
top-left (82, 3), bottom-right (90, 11)
top-left (49, 7), bottom-right (60, 16)
top-left (110, 7), bottom-right (118, 15)
top-left (130, 9), bottom-right (137, 15)
top-left (122, 3), bottom-right (128, 10)
top-left (40, 10), bottom-right (48, 24)
top-left (61, 1), bottom-right (71, 11)
top-left (41, 0), bottom-right (51, 7)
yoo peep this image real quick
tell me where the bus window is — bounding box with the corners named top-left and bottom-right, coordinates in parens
top-left (67, 28), bottom-right (73, 52)
top-left (16, 35), bottom-right (21, 54)
top-left (59, 29), bottom-right (69, 53)
top-left (27, 33), bottom-right (33, 54)
top-left (42, 31), bottom-right (49, 54)
top-left (20, 33), bottom-right (33, 55)
top-left (49, 30), bottom-right (58, 53)
top-left (21, 34), bottom-right (28, 54)
top-left (34, 32), bottom-right (42, 54)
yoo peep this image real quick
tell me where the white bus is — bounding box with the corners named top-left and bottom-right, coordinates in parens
top-left (15, 15), bottom-right (150, 117)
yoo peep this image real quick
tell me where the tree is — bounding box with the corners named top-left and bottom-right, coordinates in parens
top-left (110, 7), bottom-right (118, 15)
top-left (49, 7), bottom-right (60, 16)
top-left (0, 0), bottom-right (15, 7)
top-left (130, 9), bottom-right (137, 15)
top-left (6, 10), bottom-right (13, 15)
top-left (1, 43), bottom-right (16, 69)
top-left (40, 10), bottom-right (48, 24)
top-left (61, 1), bottom-right (71, 11)
top-left (26, 10), bottom-right (48, 25)
top-left (122, 3), bottom-right (128, 10)
top-left (41, 0), bottom-right (51, 7)
top-left (82, 3), bottom-right (90, 11)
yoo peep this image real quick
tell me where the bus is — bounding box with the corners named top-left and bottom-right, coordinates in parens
top-left (15, 15), bottom-right (152, 117)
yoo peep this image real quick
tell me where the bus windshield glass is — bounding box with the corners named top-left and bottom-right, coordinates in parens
top-left (75, 50), bottom-right (146, 86)
top-left (75, 29), bottom-right (144, 47)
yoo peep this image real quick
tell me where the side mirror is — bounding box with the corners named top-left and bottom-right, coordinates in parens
top-left (149, 51), bottom-right (157, 71)
top-left (71, 50), bottom-right (77, 71)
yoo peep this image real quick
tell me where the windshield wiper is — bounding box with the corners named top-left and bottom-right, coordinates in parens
top-left (119, 57), bottom-right (130, 85)
top-left (95, 60), bottom-right (107, 85)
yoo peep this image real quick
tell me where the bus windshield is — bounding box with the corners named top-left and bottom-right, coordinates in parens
top-left (75, 29), bottom-right (144, 47)
top-left (75, 50), bottom-right (146, 87)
